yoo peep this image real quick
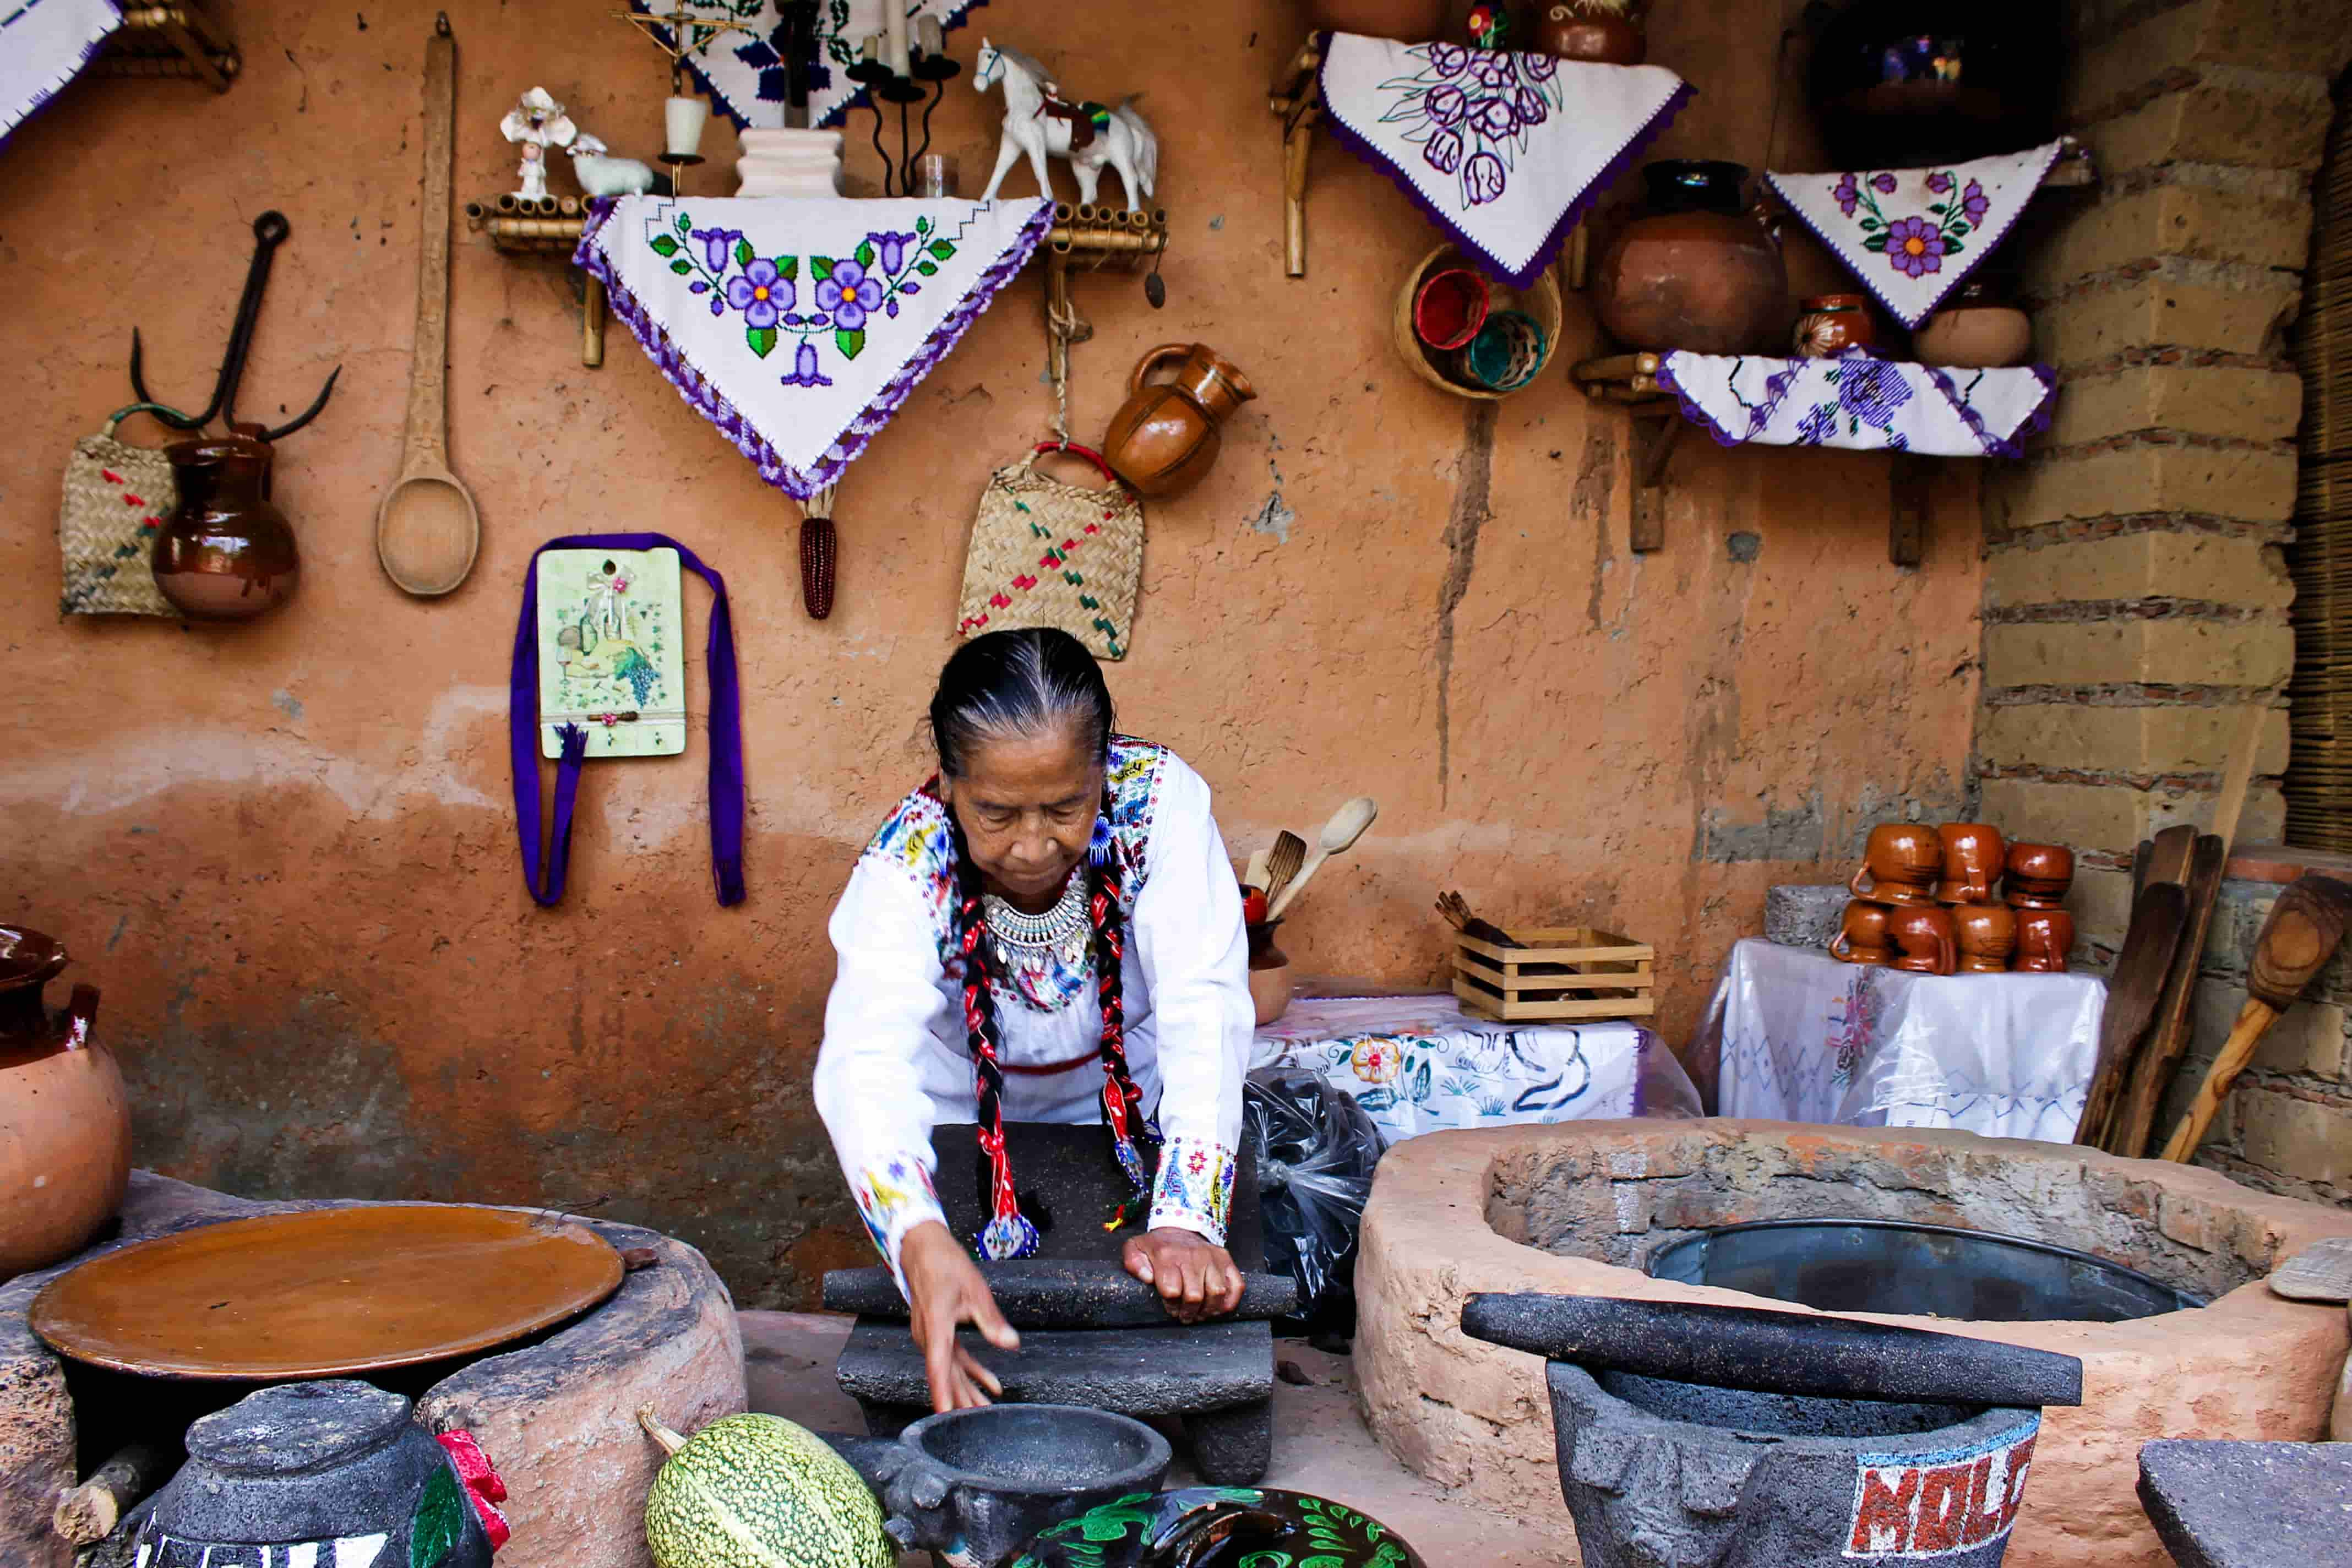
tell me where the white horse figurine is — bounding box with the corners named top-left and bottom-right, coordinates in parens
top-left (974, 39), bottom-right (1158, 211)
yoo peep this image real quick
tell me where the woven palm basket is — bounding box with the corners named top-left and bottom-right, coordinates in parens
top-left (956, 444), bottom-right (1144, 660)
top-left (57, 408), bottom-right (179, 618)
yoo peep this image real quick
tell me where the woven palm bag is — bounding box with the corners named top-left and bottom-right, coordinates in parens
top-left (58, 405), bottom-right (180, 617)
top-left (956, 442), bottom-right (1144, 660)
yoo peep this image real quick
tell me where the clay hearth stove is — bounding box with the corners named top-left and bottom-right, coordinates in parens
top-left (0, 1174), bottom-right (745, 1568)
top-left (1357, 1121), bottom-right (2352, 1568)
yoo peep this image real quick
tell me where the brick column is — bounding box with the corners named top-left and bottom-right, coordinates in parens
top-left (1978, 0), bottom-right (2352, 1186)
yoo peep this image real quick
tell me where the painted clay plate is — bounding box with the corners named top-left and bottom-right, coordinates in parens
top-left (29, 1204), bottom-right (624, 1379)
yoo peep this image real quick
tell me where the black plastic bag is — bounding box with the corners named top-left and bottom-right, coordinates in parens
top-left (1243, 1066), bottom-right (1387, 1339)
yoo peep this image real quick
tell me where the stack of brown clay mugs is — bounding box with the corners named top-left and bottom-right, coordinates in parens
top-left (1830, 823), bottom-right (2077, 976)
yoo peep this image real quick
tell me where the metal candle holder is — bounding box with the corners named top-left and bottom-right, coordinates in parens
top-left (613, 7), bottom-right (753, 197)
top-left (846, 18), bottom-right (961, 196)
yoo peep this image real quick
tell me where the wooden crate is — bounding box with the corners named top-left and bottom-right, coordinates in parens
top-left (1450, 925), bottom-right (1656, 1023)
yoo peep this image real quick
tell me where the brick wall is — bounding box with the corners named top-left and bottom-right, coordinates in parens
top-left (1979, 0), bottom-right (2352, 1193)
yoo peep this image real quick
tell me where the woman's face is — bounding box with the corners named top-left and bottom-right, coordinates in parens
top-left (943, 720), bottom-right (1104, 906)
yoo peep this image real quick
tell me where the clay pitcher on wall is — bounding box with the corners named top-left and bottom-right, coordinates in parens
top-left (0, 926), bottom-right (130, 1276)
top-left (1592, 161), bottom-right (1791, 355)
top-left (152, 424), bottom-right (300, 621)
top-left (1099, 344), bottom-right (1256, 499)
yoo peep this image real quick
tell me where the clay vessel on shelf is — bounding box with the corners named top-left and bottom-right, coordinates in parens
top-left (1849, 822), bottom-right (1941, 906)
top-left (1099, 344), bottom-right (1255, 499)
top-left (1532, 1), bottom-right (1645, 63)
top-left (1804, 1), bottom-right (2061, 172)
top-left (1301, 0), bottom-right (1449, 41)
top-left (2005, 842), bottom-right (2075, 909)
top-left (1935, 822), bottom-right (2007, 905)
top-left (1828, 900), bottom-right (1894, 966)
top-left (0, 925), bottom-right (129, 1276)
top-left (1955, 904), bottom-right (2017, 974)
top-left (153, 426), bottom-right (300, 620)
top-left (1592, 161), bottom-right (1790, 355)
top-left (1792, 293), bottom-right (1878, 358)
top-left (1913, 278), bottom-right (2033, 368)
top-left (1887, 904), bottom-right (1957, 975)
top-left (2012, 907), bottom-right (2076, 973)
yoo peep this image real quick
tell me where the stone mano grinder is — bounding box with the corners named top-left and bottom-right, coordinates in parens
top-left (1462, 1294), bottom-right (2084, 1568)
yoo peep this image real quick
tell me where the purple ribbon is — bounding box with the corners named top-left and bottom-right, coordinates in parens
top-left (510, 533), bottom-right (745, 908)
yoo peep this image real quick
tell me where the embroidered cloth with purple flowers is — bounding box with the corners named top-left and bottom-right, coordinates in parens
top-left (1656, 348), bottom-right (2055, 458)
top-left (1765, 140), bottom-right (2071, 328)
top-left (576, 194), bottom-right (1054, 499)
top-left (1315, 31), bottom-right (1690, 288)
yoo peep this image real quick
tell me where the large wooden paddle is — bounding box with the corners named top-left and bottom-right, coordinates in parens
top-left (2161, 873), bottom-right (2352, 1161)
top-left (2075, 879), bottom-right (2190, 1148)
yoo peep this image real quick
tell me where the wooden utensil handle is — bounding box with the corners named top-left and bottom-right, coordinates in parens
top-left (1265, 848), bottom-right (1327, 922)
top-left (406, 14), bottom-right (456, 470)
top-left (2160, 998), bottom-right (2280, 1161)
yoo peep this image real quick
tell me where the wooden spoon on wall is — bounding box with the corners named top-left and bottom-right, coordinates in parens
top-left (377, 13), bottom-right (481, 597)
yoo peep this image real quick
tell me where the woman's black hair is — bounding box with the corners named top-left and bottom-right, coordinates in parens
top-left (930, 628), bottom-right (1116, 778)
top-left (927, 629), bottom-right (1151, 1260)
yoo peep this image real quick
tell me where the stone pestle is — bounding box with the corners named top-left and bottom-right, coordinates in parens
top-left (823, 1259), bottom-right (1299, 1328)
top-left (1461, 1293), bottom-right (2084, 1409)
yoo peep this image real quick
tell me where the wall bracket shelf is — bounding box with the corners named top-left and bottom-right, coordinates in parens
top-left (1041, 202), bottom-right (1169, 431)
top-left (463, 197), bottom-right (603, 368)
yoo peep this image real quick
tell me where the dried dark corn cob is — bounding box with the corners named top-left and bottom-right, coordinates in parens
top-left (800, 516), bottom-right (836, 620)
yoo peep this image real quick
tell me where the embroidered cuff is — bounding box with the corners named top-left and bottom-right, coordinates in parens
top-left (1147, 1136), bottom-right (1235, 1246)
top-left (851, 1152), bottom-right (948, 1299)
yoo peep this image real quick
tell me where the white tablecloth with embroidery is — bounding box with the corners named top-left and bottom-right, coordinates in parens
top-left (1250, 994), bottom-right (1701, 1142)
top-left (1688, 938), bottom-right (2105, 1142)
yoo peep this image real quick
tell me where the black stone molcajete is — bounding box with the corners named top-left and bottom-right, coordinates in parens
top-left (823, 1403), bottom-right (1170, 1568)
top-left (823, 1260), bottom-right (1299, 1327)
top-left (1462, 1293), bottom-right (2085, 1408)
top-left (836, 1124), bottom-right (1276, 1486)
top-left (2138, 1440), bottom-right (2352, 1568)
top-left (1011, 1487), bottom-right (1429, 1568)
top-left (135, 1380), bottom-right (505, 1568)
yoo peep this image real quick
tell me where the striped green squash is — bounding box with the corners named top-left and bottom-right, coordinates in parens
top-left (640, 1409), bottom-right (894, 1568)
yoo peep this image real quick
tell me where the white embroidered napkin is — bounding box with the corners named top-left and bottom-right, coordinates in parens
top-left (634, 0), bottom-right (982, 133)
top-left (1316, 31), bottom-right (1689, 287)
top-left (1766, 141), bottom-right (2070, 328)
top-left (3, 0), bottom-right (120, 146)
top-left (1656, 350), bottom-right (2055, 458)
top-left (578, 195), bottom-right (1052, 499)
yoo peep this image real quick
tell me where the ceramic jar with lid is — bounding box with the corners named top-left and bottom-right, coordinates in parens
top-left (1913, 277), bottom-right (2034, 368)
top-left (0, 925), bottom-right (128, 1277)
top-left (1592, 161), bottom-right (1790, 355)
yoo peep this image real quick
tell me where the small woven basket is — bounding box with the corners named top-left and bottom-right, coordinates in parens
top-left (1391, 244), bottom-right (1564, 400)
top-left (58, 405), bottom-right (181, 618)
top-left (1455, 309), bottom-right (1547, 392)
top-left (956, 443), bottom-right (1145, 660)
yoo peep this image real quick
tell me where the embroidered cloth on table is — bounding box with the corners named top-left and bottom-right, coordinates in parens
top-left (629, 0), bottom-right (986, 133)
top-left (1250, 994), bottom-right (1701, 1143)
top-left (576, 194), bottom-right (1054, 499)
top-left (1656, 348), bottom-right (2055, 457)
top-left (3, 0), bottom-right (121, 145)
top-left (1315, 31), bottom-right (1690, 288)
top-left (1766, 140), bottom-right (2071, 328)
top-left (1686, 938), bottom-right (2105, 1142)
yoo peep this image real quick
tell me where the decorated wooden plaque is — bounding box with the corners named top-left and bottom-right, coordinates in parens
top-left (536, 546), bottom-right (686, 759)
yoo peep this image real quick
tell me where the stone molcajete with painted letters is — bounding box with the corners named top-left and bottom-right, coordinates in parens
top-left (134, 1381), bottom-right (507, 1568)
top-left (1461, 1294), bottom-right (2083, 1568)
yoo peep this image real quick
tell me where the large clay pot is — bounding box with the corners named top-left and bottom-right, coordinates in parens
top-left (1099, 344), bottom-right (1256, 499)
top-left (1532, 1), bottom-right (1645, 63)
top-left (1302, 0), bottom-right (1449, 41)
top-left (153, 425), bottom-right (299, 622)
top-left (1805, 0), bottom-right (2063, 172)
top-left (1592, 161), bottom-right (1790, 355)
top-left (0, 926), bottom-right (129, 1277)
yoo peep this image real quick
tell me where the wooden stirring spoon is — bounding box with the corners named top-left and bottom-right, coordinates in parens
top-left (1262, 831), bottom-right (1307, 908)
top-left (1267, 798), bottom-right (1378, 922)
top-left (376, 13), bottom-right (480, 597)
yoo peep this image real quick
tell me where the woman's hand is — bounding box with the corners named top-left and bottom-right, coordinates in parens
top-left (900, 1221), bottom-right (1020, 1412)
top-left (1121, 1227), bottom-right (1244, 1324)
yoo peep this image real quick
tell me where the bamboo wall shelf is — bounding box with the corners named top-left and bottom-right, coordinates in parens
top-left (1042, 202), bottom-right (1170, 425)
top-left (463, 197), bottom-right (603, 368)
top-left (94, 3), bottom-right (239, 91)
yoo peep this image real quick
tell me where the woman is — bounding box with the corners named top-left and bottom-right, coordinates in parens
top-left (814, 629), bottom-right (1255, 1414)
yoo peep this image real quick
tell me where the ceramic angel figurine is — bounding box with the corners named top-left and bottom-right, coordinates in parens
top-left (567, 133), bottom-right (657, 198)
top-left (973, 39), bottom-right (1158, 210)
top-left (500, 86), bottom-right (577, 202)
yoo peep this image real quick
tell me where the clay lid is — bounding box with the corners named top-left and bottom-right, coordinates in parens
top-left (0, 925), bottom-right (67, 994)
top-left (189, 1380), bottom-right (411, 1476)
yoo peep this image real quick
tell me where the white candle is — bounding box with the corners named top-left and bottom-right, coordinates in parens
top-left (882, 1), bottom-right (911, 77)
top-left (665, 95), bottom-right (709, 157)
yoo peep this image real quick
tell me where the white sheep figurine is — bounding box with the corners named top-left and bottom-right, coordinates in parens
top-left (568, 133), bottom-right (657, 198)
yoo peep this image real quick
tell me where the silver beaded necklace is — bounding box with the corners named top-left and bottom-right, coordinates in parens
top-left (982, 868), bottom-right (1091, 973)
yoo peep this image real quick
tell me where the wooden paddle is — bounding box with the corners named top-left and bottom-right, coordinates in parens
top-left (2075, 879), bottom-right (2190, 1148)
top-left (2160, 873), bottom-right (2352, 1161)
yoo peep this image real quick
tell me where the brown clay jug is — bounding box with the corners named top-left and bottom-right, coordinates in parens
top-left (1887, 905), bottom-right (1957, 976)
top-left (1, 926), bottom-right (130, 1276)
top-left (1935, 822), bottom-right (2007, 905)
top-left (1592, 161), bottom-right (1790, 355)
top-left (2012, 908), bottom-right (2076, 973)
top-left (1099, 344), bottom-right (1256, 499)
top-left (1954, 905), bottom-right (2017, 973)
top-left (1828, 900), bottom-right (1894, 966)
top-left (1849, 822), bottom-right (1942, 906)
top-left (153, 424), bottom-right (300, 621)
top-left (1533, 1), bottom-right (1645, 63)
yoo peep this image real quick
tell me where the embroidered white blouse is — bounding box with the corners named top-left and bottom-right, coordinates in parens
top-left (813, 738), bottom-right (1253, 1289)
